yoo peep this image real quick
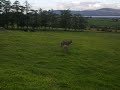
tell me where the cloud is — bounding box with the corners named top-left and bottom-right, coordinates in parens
top-left (56, 1), bottom-right (120, 10)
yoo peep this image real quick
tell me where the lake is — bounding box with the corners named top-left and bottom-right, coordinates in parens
top-left (84, 16), bottom-right (120, 18)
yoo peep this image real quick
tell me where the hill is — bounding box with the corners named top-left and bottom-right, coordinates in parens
top-left (53, 8), bottom-right (120, 16)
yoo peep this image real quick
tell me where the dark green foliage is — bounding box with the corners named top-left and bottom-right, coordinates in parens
top-left (71, 14), bottom-right (88, 31)
top-left (40, 10), bottom-right (48, 29)
top-left (0, 0), bottom-right (89, 31)
top-left (0, 13), bottom-right (5, 27)
top-left (0, 0), bottom-right (88, 31)
top-left (47, 10), bottom-right (59, 30)
top-left (60, 10), bottom-right (72, 30)
top-left (28, 10), bottom-right (40, 31)
top-left (17, 13), bottom-right (27, 29)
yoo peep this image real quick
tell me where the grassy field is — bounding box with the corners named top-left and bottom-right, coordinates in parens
top-left (88, 18), bottom-right (120, 28)
top-left (0, 31), bottom-right (120, 90)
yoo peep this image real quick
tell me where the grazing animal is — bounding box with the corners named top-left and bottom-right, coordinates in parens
top-left (61, 40), bottom-right (72, 53)
top-left (61, 40), bottom-right (72, 47)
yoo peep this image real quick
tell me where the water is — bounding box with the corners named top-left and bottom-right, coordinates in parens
top-left (84, 16), bottom-right (120, 18)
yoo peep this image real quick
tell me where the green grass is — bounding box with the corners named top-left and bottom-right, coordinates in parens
top-left (0, 31), bottom-right (120, 90)
top-left (88, 18), bottom-right (120, 28)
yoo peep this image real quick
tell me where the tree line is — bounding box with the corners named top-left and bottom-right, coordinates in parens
top-left (0, 0), bottom-right (88, 31)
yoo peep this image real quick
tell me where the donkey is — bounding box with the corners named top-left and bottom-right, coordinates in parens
top-left (61, 40), bottom-right (72, 47)
top-left (61, 40), bottom-right (72, 53)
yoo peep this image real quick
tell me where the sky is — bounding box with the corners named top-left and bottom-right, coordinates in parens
top-left (10, 0), bottom-right (120, 11)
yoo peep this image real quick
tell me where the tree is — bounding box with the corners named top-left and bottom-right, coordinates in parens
top-left (0, 0), bottom-right (11, 28)
top-left (8, 12), bottom-right (16, 29)
top-left (12, 0), bottom-right (21, 29)
top-left (17, 6), bottom-right (26, 29)
top-left (51, 14), bottom-right (60, 30)
top-left (0, 0), bottom-right (88, 32)
top-left (60, 10), bottom-right (72, 30)
top-left (71, 14), bottom-right (88, 31)
top-left (77, 15), bottom-right (88, 30)
top-left (12, 0), bottom-right (20, 12)
top-left (19, 5), bottom-right (25, 13)
top-left (0, 0), bottom-right (5, 13)
top-left (47, 9), bottom-right (57, 30)
top-left (17, 13), bottom-right (26, 29)
top-left (24, 0), bottom-right (30, 31)
top-left (29, 10), bottom-right (39, 31)
top-left (40, 10), bottom-right (48, 30)
top-left (71, 15), bottom-right (78, 30)
top-left (4, 0), bottom-right (11, 28)
top-left (0, 0), bottom-right (5, 27)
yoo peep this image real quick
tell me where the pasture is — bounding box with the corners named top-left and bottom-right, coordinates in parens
top-left (0, 31), bottom-right (120, 90)
top-left (88, 18), bottom-right (120, 29)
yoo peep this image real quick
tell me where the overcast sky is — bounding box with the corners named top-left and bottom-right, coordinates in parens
top-left (10, 0), bottom-right (120, 10)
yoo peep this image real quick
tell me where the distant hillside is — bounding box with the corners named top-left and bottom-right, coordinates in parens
top-left (53, 8), bottom-right (120, 16)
